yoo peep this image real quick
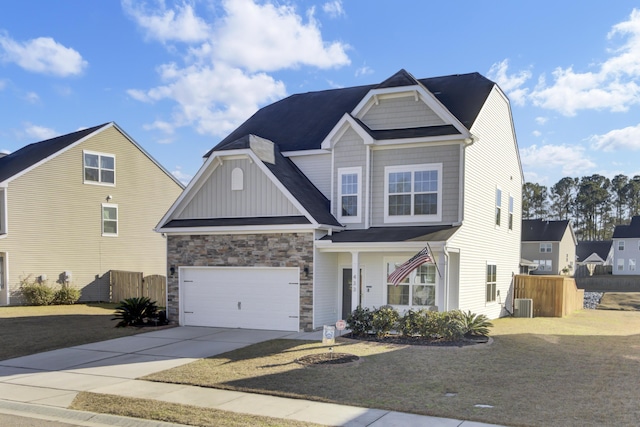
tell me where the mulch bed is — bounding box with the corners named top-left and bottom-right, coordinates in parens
top-left (297, 353), bottom-right (360, 366)
top-left (344, 333), bottom-right (489, 347)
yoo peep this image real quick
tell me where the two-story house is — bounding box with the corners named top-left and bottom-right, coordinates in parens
top-left (156, 70), bottom-right (523, 331)
top-left (0, 122), bottom-right (184, 305)
top-left (521, 219), bottom-right (577, 276)
top-left (612, 216), bottom-right (640, 275)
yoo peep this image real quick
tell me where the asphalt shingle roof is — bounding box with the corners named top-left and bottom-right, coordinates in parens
top-left (522, 219), bottom-right (570, 242)
top-left (0, 123), bottom-right (108, 183)
top-left (576, 240), bottom-right (612, 262)
top-left (612, 216), bottom-right (640, 238)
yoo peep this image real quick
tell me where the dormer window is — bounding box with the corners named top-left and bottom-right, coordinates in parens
top-left (338, 167), bottom-right (361, 223)
top-left (384, 163), bottom-right (442, 223)
top-left (84, 151), bottom-right (115, 185)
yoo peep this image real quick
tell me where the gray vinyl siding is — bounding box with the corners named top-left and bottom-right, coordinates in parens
top-left (361, 95), bottom-right (446, 130)
top-left (521, 242), bottom-right (555, 273)
top-left (613, 238), bottom-right (640, 275)
top-left (448, 87), bottom-right (522, 319)
top-left (370, 145), bottom-right (460, 226)
top-left (313, 251), bottom-right (339, 328)
top-left (332, 128), bottom-right (366, 228)
top-left (176, 158), bottom-right (300, 219)
top-left (0, 126), bottom-right (183, 304)
top-left (288, 152), bottom-right (331, 199)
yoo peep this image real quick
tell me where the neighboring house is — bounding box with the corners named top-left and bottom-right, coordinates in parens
top-left (521, 219), bottom-right (577, 276)
top-left (0, 122), bottom-right (184, 305)
top-left (156, 69), bottom-right (523, 332)
top-left (575, 240), bottom-right (612, 277)
top-left (612, 216), bottom-right (640, 275)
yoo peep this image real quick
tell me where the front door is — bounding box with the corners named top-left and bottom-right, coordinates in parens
top-left (342, 268), bottom-right (362, 319)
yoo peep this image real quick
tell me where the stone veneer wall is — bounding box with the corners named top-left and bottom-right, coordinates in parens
top-left (167, 233), bottom-right (315, 331)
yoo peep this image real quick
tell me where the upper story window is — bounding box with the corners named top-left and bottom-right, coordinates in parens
top-left (338, 167), bottom-right (361, 223)
top-left (508, 195), bottom-right (514, 230)
top-left (540, 243), bottom-right (552, 253)
top-left (84, 151), bottom-right (115, 185)
top-left (618, 241), bottom-right (625, 251)
top-left (384, 163), bottom-right (442, 223)
top-left (495, 188), bottom-right (502, 226)
top-left (102, 203), bottom-right (118, 237)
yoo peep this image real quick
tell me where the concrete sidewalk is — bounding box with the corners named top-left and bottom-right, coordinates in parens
top-left (0, 327), bottom-right (506, 427)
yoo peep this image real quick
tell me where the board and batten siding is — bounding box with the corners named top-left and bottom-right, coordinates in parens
top-left (361, 95), bottom-right (446, 130)
top-left (288, 152), bottom-right (331, 199)
top-left (0, 126), bottom-right (183, 304)
top-left (448, 87), bottom-right (522, 319)
top-left (332, 128), bottom-right (367, 228)
top-left (176, 157), bottom-right (300, 219)
top-left (370, 144), bottom-right (460, 226)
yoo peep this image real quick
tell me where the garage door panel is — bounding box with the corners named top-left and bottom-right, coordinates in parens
top-left (181, 267), bottom-right (300, 331)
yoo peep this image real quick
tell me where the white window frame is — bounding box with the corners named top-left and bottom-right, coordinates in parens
top-left (618, 240), bottom-right (625, 251)
top-left (630, 259), bottom-right (636, 272)
top-left (508, 194), bottom-right (514, 231)
top-left (84, 150), bottom-right (115, 186)
top-left (0, 187), bottom-right (6, 235)
top-left (495, 188), bottom-right (502, 227)
top-left (540, 243), bottom-right (552, 253)
top-left (384, 258), bottom-right (437, 308)
top-left (337, 167), bottom-right (362, 223)
top-left (102, 203), bottom-right (118, 237)
top-left (486, 263), bottom-right (497, 303)
top-left (534, 259), bottom-right (552, 272)
top-left (384, 163), bottom-right (442, 223)
top-left (617, 258), bottom-right (625, 271)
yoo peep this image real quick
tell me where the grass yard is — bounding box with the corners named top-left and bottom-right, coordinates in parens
top-left (0, 304), bottom-right (153, 360)
top-left (597, 292), bottom-right (640, 311)
top-left (138, 309), bottom-right (640, 427)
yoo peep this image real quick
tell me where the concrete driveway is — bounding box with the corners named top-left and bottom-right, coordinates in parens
top-left (0, 326), bottom-right (311, 408)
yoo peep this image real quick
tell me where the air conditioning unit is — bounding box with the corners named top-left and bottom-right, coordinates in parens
top-left (514, 298), bottom-right (533, 318)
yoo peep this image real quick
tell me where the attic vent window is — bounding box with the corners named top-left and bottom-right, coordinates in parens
top-left (231, 168), bottom-right (244, 191)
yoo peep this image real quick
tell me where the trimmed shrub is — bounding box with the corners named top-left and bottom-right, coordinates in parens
top-left (20, 276), bottom-right (55, 306)
top-left (112, 297), bottom-right (158, 327)
top-left (398, 308), bottom-right (429, 337)
top-left (372, 305), bottom-right (399, 337)
top-left (53, 285), bottom-right (81, 305)
top-left (418, 310), bottom-right (465, 341)
top-left (346, 306), bottom-right (373, 337)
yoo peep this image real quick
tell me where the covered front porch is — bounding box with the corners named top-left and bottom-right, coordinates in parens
top-left (312, 226), bottom-right (461, 328)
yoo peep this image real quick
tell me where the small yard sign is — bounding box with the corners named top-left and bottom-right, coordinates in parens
top-left (323, 325), bottom-right (336, 344)
top-left (336, 320), bottom-right (346, 330)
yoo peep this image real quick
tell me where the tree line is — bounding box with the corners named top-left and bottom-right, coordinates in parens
top-left (523, 174), bottom-right (640, 241)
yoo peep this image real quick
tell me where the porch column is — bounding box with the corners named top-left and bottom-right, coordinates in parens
top-left (351, 251), bottom-right (360, 311)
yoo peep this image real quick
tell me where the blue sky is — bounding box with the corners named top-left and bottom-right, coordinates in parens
top-left (1, 1), bottom-right (640, 187)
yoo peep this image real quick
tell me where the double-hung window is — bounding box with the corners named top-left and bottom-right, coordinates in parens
top-left (540, 243), bottom-right (552, 253)
top-left (102, 204), bottom-right (118, 236)
top-left (486, 264), bottom-right (497, 303)
top-left (84, 151), bottom-right (115, 185)
top-left (386, 262), bottom-right (436, 307)
top-left (508, 195), bottom-right (514, 230)
top-left (384, 163), bottom-right (442, 223)
top-left (495, 188), bottom-right (502, 226)
top-left (618, 241), bottom-right (625, 251)
top-left (338, 167), bottom-right (361, 223)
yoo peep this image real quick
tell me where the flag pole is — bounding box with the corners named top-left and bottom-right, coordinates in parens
top-left (426, 242), bottom-right (442, 278)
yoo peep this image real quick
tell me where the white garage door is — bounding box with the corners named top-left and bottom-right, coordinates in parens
top-left (181, 267), bottom-right (300, 331)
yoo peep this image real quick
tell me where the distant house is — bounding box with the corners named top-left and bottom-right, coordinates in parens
top-left (575, 240), bottom-right (612, 277)
top-left (156, 69), bottom-right (523, 331)
top-left (612, 216), bottom-right (640, 275)
top-left (0, 122), bottom-right (184, 305)
top-left (521, 219), bottom-right (577, 275)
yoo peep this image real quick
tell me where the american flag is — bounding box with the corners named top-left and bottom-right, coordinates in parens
top-left (387, 247), bottom-right (433, 286)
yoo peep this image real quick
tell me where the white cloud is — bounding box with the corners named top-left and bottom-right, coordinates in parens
top-left (323, 1), bottom-right (345, 18)
top-left (24, 91), bottom-right (40, 104)
top-left (24, 123), bottom-right (58, 141)
top-left (487, 59), bottom-right (531, 106)
top-left (122, 0), bottom-right (211, 43)
top-left (532, 130), bottom-right (541, 137)
top-left (355, 65), bottom-right (373, 77)
top-left (0, 32), bottom-right (87, 77)
top-left (520, 143), bottom-right (596, 177)
top-left (529, 9), bottom-right (640, 116)
top-left (171, 166), bottom-right (193, 185)
top-left (126, 0), bottom-right (350, 138)
top-left (209, 0), bottom-right (350, 72)
top-left (535, 116), bottom-right (548, 125)
top-left (590, 123), bottom-right (640, 151)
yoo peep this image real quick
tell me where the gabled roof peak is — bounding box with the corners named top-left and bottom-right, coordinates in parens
top-left (375, 69), bottom-right (420, 89)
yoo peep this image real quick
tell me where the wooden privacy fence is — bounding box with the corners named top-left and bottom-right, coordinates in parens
top-left (109, 270), bottom-right (166, 306)
top-left (514, 275), bottom-right (584, 317)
